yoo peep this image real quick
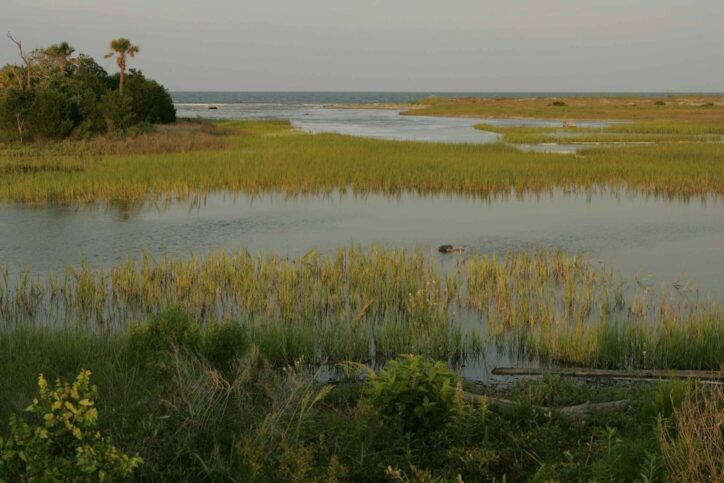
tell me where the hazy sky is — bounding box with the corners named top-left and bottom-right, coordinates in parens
top-left (3, 0), bottom-right (723, 91)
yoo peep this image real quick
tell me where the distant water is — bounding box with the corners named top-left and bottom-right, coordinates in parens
top-left (171, 91), bottom-right (671, 105)
top-left (173, 92), bottom-right (613, 145)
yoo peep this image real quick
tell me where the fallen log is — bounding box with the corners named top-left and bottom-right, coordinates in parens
top-left (462, 392), bottom-right (632, 419)
top-left (492, 367), bottom-right (724, 382)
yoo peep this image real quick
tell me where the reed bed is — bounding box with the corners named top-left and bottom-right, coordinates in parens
top-left (2, 120), bottom-right (724, 203)
top-left (2, 247), bottom-right (721, 369)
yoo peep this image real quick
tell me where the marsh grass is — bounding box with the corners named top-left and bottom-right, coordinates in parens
top-left (475, 120), bottom-right (724, 144)
top-left (2, 119), bottom-right (724, 203)
top-left (405, 95), bottom-right (724, 122)
top-left (2, 247), bottom-right (721, 370)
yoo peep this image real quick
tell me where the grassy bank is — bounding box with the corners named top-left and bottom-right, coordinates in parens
top-left (2, 119), bottom-right (724, 203)
top-left (1, 324), bottom-right (721, 481)
top-left (3, 247), bottom-right (722, 370)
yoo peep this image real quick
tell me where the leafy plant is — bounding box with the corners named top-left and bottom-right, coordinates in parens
top-left (126, 308), bottom-right (202, 364)
top-left (0, 370), bottom-right (142, 482)
top-left (365, 355), bottom-right (459, 434)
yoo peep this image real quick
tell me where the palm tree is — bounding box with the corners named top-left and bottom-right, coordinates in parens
top-left (45, 42), bottom-right (75, 74)
top-left (104, 38), bottom-right (139, 96)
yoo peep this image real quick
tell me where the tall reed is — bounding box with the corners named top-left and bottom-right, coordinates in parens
top-left (2, 246), bottom-right (720, 369)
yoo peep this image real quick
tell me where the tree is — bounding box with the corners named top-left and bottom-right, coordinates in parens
top-left (104, 38), bottom-right (139, 96)
top-left (44, 41), bottom-right (75, 74)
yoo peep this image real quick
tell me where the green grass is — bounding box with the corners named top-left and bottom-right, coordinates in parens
top-left (1, 119), bottom-right (724, 203)
top-left (475, 120), bottom-right (724, 144)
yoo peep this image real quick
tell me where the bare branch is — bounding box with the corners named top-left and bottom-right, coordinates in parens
top-left (7, 32), bottom-right (32, 87)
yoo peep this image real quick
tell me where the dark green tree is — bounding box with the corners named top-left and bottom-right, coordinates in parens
top-left (124, 70), bottom-right (176, 124)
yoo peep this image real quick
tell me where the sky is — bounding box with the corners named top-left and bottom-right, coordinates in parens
top-left (2, 0), bottom-right (723, 92)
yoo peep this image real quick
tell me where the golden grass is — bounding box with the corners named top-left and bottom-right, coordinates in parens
top-left (659, 385), bottom-right (724, 482)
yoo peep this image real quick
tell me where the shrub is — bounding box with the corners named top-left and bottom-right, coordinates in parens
top-left (654, 100), bottom-right (666, 106)
top-left (364, 355), bottom-right (459, 434)
top-left (0, 87), bottom-right (33, 141)
top-left (126, 308), bottom-right (202, 363)
top-left (550, 100), bottom-right (567, 107)
top-left (124, 72), bottom-right (176, 125)
top-left (99, 91), bottom-right (133, 132)
top-left (0, 370), bottom-right (142, 481)
top-left (27, 82), bottom-right (75, 138)
top-left (202, 320), bottom-right (250, 370)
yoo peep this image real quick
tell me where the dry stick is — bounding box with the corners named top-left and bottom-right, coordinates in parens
top-left (461, 392), bottom-right (633, 420)
top-left (492, 367), bottom-right (724, 382)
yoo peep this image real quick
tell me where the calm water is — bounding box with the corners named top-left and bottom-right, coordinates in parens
top-left (3, 191), bottom-right (723, 299)
top-left (173, 91), bottom-right (612, 146)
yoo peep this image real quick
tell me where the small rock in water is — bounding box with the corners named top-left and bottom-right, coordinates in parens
top-left (438, 245), bottom-right (466, 254)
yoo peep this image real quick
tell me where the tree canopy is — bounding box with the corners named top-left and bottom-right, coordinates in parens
top-left (0, 36), bottom-right (174, 141)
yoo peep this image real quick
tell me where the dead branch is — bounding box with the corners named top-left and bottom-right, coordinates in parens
top-left (462, 391), bottom-right (633, 420)
top-left (492, 367), bottom-right (724, 382)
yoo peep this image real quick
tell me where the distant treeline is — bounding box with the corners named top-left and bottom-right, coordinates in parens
top-left (0, 36), bottom-right (175, 142)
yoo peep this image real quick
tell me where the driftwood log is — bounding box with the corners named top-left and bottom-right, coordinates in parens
top-left (461, 392), bottom-right (633, 420)
top-left (492, 367), bottom-right (724, 382)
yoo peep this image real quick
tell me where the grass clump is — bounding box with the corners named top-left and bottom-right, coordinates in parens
top-left (658, 385), bottom-right (724, 482)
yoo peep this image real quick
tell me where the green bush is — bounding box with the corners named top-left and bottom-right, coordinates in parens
top-left (124, 72), bottom-right (176, 125)
top-left (0, 87), bottom-right (33, 141)
top-left (126, 308), bottom-right (202, 363)
top-left (0, 370), bottom-right (142, 481)
top-left (364, 355), bottom-right (459, 434)
top-left (202, 320), bottom-right (250, 370)
top-left (27, 83), bottom-right (75, 139)
top-left (99, 91), bottom-right (133, 132)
